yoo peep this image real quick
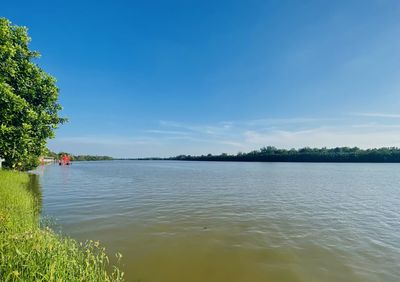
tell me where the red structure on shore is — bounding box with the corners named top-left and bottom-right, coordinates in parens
top-left (59, 154), bottom-right (71, 166)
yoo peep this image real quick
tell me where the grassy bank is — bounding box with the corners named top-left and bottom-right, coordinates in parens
top-left (0, 170), bottom-right (123, 281)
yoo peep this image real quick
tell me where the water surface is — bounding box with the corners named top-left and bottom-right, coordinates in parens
top-left (35, 161), bottom-right (400, 282)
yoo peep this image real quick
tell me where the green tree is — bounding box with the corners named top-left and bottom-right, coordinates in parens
top-left (0, 18), bottom-right (65, 170)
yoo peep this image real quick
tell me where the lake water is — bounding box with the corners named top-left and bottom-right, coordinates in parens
top-left (34, 161), bottom-right (400, 282)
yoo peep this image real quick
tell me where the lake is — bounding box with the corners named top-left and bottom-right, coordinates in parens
top-left (34, 161), bottom-right (400, 282)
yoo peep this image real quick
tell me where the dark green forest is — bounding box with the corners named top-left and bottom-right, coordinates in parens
top-left (166, 147), bottom-right (400, 163)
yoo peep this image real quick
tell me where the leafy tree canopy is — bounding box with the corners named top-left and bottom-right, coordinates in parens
top-left (0, 18), bottom-right (66, 170)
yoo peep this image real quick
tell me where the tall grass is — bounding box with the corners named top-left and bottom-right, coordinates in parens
top-left (0, 170), bottom-right (124, 281)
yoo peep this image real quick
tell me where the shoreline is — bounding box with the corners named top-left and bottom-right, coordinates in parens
top-left (0, 170), bottom-right (123, 281)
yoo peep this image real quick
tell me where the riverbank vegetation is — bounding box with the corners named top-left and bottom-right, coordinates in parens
top-left (168, 146), bottom-right (400, 163)
top-left (0, 18), bottom-right (66, 170)
top-left (0, 170), bottom-right (124, 281)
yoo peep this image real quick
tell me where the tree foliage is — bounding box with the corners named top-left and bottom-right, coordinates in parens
top-left (0, 18), bottom-right (65, 170)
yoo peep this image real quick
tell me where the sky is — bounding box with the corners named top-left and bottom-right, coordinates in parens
top-left (3, 0), bottom-right (400, 157)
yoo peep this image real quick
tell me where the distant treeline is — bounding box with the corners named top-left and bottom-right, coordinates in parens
top-left (165, 147), bottom-right (400, 163)
top-left (70, 155), bottom-right (113, 161)
top-left (45, 150), bottom-right (113, 161)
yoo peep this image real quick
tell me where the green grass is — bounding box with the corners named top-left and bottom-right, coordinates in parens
top-left (0, 170), bottom-right (124, 281)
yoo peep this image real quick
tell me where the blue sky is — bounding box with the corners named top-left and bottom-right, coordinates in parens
top-left (3, 1), bottom-right (400, 157)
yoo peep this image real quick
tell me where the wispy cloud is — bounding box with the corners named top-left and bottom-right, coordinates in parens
top-left (243, 117), bottom-right (318, 126)
top-left (50, 114), bottom-right (400, 157)
top-left (145, 129), bottom-right (190, 136)
top-left (158, 117), bottom-right (320, 134)
top-left (244, 126), bottom-right (400, 149)
top-left (159, 120), bottom-right (235, 136)
top-left (352, 112), bottom-right (400, 119)
top-left (351, 123), bottom-right (400, 129)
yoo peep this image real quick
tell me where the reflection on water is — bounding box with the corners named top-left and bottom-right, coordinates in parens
top-left (26, 173), bottom-right (42, 215)
top-left (35, 161), bottom-right (400, 282)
